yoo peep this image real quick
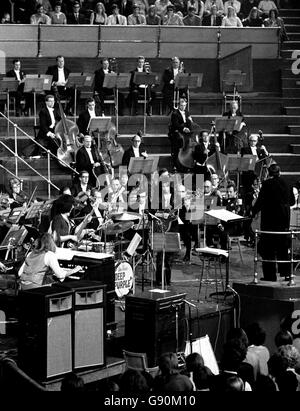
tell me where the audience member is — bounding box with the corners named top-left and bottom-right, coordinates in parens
top-left (221, 5), bottom-right (243, 26)
top-left (245, 322), bottom-right (270, 378)
top-left (187, 0), bottom-right (204, 17)
top-left (162, 4), bottom-right (184, 25)
top-left (202, 4), bottom-right (223, 25)
top-left (30, 4), bottom-right (51, 24)
top-left (1, 12), bottom-right (12, 23)
top-left (224, 0), bottom-right (241, 15)
top-left (240, 0), bottom-right (259, 19)
top-left (146, 5), bottom-right (161, 24)
top-left (183, 6), bottom-right (202, 25)
top-left (61, 372), bottom-right (85, 392)
top-left (133, 0), bottom-right (149, 15)
top-left (275, 330), bottom-right (294, 348)
top-left (127, 4), bottom-right (146, 25)
top-left (90, 2), bottom-right (108, 25)
top-left (204, 0), bottom-right (225, 15)
top-left (67, 1), bottom-right (86, 24)
top-left (263, 8), bottom-right (289, 41)
top-left (118, 369), bottom-right (151, 392)
top-left (107, 3), bottom-right (127, 24)
top-left (258, 0), bottom-right (278, 18)
top-left (277, 344), bottom-right (300, 390)
top-left (242, 6), bottom-right (263, 26)
top-left (184, 352), bottom-right (213, 390)
top-left (50, 2), bottom-right (67, 24)
top-left (154, 0), bottom-right (173, 18)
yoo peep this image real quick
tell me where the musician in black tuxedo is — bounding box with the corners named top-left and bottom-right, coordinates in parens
top-left (252, 164), bottom-right (295, 281)
top-left (221, 100), bottom-right (246, 154)
top-left (75, 135), bottom-right (105, 187)
top-left (193, 129), bottom-right (219, 179)
top-left (202, 5), bottom-right (223, 26)
top-left (168, 97), bottom-right (193, 165)
top-left (6, 59), bottom-right (32, 116)
top-left (162, 56), bottom-right (186, 114)
top-left (94, 57), bottom-right (125, 116)
top-left (128, 56), bottom-right (155, 116)
top-left (46, 55), bottom-right (74, 115)
top-left (71, 170), bottom-right (93, 198)
top-left (35, 94), bottom-right (61, 155)
top-left (122, 132), bottom-right (148, 167)
top-left (77, 97), bottom-right (101, 136)
top-left (240, 133), bottom-right (269, 194)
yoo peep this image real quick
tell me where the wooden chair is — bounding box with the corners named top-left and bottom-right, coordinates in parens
top-left (122, 349), bottom-right (159, 378)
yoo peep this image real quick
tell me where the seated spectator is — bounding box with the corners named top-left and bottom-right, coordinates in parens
top-left (1, 12), bottom-right (12, 23)
top-left (187, 0), bottom-right (204, 17)
top-left (162, 4), bottom-right (184, 25)
top-left (118, 369), bottom-right (151, 392)
top-left (243, 6), bottom-right (263, 26)
top-left (183, 6), bottom-right (202, 25)
top-left (107, 3), bottom-right (127, 25)
top-left (90, 2), bottom-right (108, 24)
top-left (277, 370), bottom-right (299, 392)
top-left (258, 0), bottom-right (277, 18)
top-left (202, 4), bottom-right (223, 25)
top-left (245, 322), bottom-right (270, 378)
top-left (268, 352), bottom-right (289, 389)
top-left (127, 4), bottom-right (146, 25)
top-left (153, 352), bottom-right (194, 392)
top-left (146, 5), bottom-right (161, 25)
top-left (133, 0), bottom-right (149, 15)
top-left (221, 5), bottom-right (243, 26)
top-left (263, 9), bottom-right (289, 42)
top-left (240, 0), bottom-right (259, 19)
top-left (277, 345), bottom-right (300, 390)
top-left (30, 4), bottom-right (51, 24)
top-left (154, 0), bottom-right (173, 19)
top-left (184, 352), bottom-right (213, 390)
top-left (204, 0), bottom-right (225, 16)
top-left (67, 1), bottom-right (87, 24)
top-left (61, 372), bottom-right (85, 392)
top-left (275, 330), bottom-right (294, 348)
top-left (50, 2), bottom-right (67, 24)
top-left (173, 0), bottom-right (186, 14)
top-left (224, 0), bottom-right (241, 15)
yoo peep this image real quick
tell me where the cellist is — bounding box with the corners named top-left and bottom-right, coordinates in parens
top-left (193, 129), bottom-right (220, 180)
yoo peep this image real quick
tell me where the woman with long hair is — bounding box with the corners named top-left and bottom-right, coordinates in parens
top-left (222, 6), bottom-right (243, 27)
top-left (90, 2), bottom-right (108, 25)
top-left (263, 8), bottom-right (288, 42)
top-left (18, 233), bottom-right (81, 289)
top-left (243, 6), bottom-right (263, 26)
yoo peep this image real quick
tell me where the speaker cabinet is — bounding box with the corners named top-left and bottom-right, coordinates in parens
top-left (57, 281), bottom-right (106, 371)
top-left (125, 291), bottom-right (186, 367)
top-left (18, 286), bottom-right (73, 382)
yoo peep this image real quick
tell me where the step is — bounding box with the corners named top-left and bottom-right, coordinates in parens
top-left (286, 33), bottom-right (300, 41)
top-left (290, 144), bottom-right (300, 154)
top-left (280, 9), bottom-right (300, 17)
top-left (282, 88), bottom-right (300, 98)
top-left (281, 77), bottom-right (300, 88)
top-left (282, 41), bottom-right (300, 50)
top-left (285, 24), bottom-right (300, 33)
top-left (281, 50), bottom-right (296, 59)
top-left (271, 153), bottom-right (300, 172)
top-left (288, 125), bottom-right (300, 134)
top-left (285, 106), bottom-right (300, 115)
top-left (282, 17), bottom-right (300, 25)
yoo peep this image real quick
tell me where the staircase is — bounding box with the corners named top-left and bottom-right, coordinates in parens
top-left (280, 7), bottom-right (300, 175)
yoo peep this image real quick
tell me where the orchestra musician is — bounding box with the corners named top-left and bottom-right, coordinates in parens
top-left (46, 55), bottom-right (74, 115)
top-left (8, 178), bottom-right (28, 209)
top-left (0, 262), bottom-right (7, 272)
top-left (94, 57), bottom-right (125, 116)
top-left (178, 192), bottom-right (195, 264)
top-left (193, 129), bottom-right (220, 180)
top-left (6, 59), bottom-right (32, 116)
top-left (122, 132), bottom-right (148, 167)
top-left (77, 97), bottom-right (102, 137)
top-left (240, 133), bottom-right (269, 194)
top-left (106, 177), bottom-right (127, 212)
top-left (221, 100), bottom-right (246, 154)
top-left (243, 177), bottom-right (261, 247)
top-left (252, 164), bottom-right (295, 282)
top-left (168, 97), bottom-right (193, 165)
top-left (75, 135), bottom-right (105, 187)
top-left (78, 188), bottom-right (105, 232)
top-left (128, 56), bottom-right (155, 116)
top-left (35, 94), bottom-right (61, 156)
top-left (18, 233), bottom-right (82, 290)
top-left (71, 170), bottom-right (92, 198)
top-left (162, 56), bottom-right (186, 114)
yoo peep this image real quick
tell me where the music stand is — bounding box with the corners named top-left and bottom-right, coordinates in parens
top-left (88, 116), bottom-right (111, 148)
top-left (223, 70), bottom-right (246, 111)
top-left (227, 154), bottom-right (256, 192)
top-left (25, 201), bottom-right (44, 220)
top-left (67, 73), bottom-right (92, 121)
top-left (0, 224), bottom-right (28, 260)
top-left (152, 232), bottom-right (181, 291)
top-left (24, 76), bottom-right (47, 126)
top-left (133, 72), bottom-right (158, 135)
top-left (0, 78), bottom-right (19, 135)
top-left (8, 207), bottom-right (25, 224)
top-left (215, 117), bottom-right (239, 153)
top-left (174, 73), bottom-right (203, 110)
top-left (103, 73), bottom-right (131, 135)
top-left (128, 156), bottom-right (159, 175)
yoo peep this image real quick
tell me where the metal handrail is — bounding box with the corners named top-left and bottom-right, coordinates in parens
top-left (0, 111), bottom-right (78, 175)
top-left (0, 139), bottom-right (59, 192)
top-left (253, 229), bottom-right (300, 286)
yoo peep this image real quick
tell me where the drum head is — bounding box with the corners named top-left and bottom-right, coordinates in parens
top-left (115, 261), bottom-right (133, 298)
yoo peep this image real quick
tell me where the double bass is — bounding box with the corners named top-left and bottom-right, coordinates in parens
top-left (206, 122), bottom-right (228, 180)
top-left (54, 87), bottom-right (81, 167)
top-left (177, 122), bottom-right (202, 171)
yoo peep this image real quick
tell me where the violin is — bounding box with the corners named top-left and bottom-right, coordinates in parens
top-left (53, 86), bottom-right (81, 167)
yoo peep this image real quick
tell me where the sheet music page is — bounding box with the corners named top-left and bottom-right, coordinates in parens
top-left (205, 209), bottom-right (244, 222)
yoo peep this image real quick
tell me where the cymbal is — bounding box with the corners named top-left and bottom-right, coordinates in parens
top-left (111, 212), bottom-right (141, 222)
top-left (105, 221), bottom-right (133, 235)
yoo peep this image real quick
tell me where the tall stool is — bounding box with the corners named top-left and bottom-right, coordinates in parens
top-left (196, 247), bottom-right (229, 302)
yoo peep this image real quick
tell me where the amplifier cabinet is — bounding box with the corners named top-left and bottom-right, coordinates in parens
top-left (57, 281), bottom-right (106, 371)
top-left (125, 291), bottom-right (186, 367)
top-left (18, 286), bottom-right (73, 382)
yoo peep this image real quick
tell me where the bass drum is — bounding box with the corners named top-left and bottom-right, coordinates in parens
top-left (115, 260), bottom-right (133, 298)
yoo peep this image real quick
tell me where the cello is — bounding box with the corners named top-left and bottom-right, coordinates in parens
top-left (53, 87), bottom-right (81, 167)
top-left (177, 122), bottom-right (202, 171)
top-left (206, 122), bottom-right (228, 181)
top-left (98, 123), bottom-right (124, 168)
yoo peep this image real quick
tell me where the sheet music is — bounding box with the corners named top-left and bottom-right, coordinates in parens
top-left (205, 209), bottom-right (244, 222)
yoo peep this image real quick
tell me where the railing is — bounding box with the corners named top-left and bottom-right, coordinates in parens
top-left (253, 229), bottom-right (300, 286)
top-left (0, 111), bottom-right (79, 199)
top-left (0, 25), bottom-right (280, 60)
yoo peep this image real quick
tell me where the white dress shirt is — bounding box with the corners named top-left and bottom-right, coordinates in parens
top-left (88, 108), bottom-right (96, 119)
top-left (47, 107), bottom-right (56, 129)
top-left (14, 69), bottom-right (21, 82)
top-left (133, 146), bottom-right (140, 157)
top-left (179, 109), bottom-right (186, 123)
top-left (57, 67), bottom-right (66, 85)
top-left (85, 147), bottom-right (94, 164)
